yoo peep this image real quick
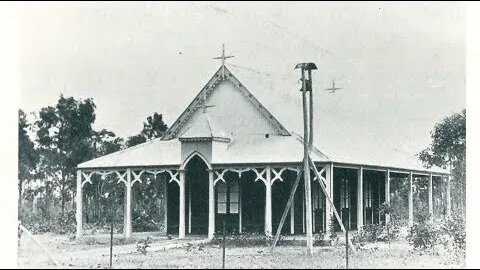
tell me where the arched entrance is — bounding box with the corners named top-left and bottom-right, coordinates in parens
top-left (184, 154), bottom-right (210, 235)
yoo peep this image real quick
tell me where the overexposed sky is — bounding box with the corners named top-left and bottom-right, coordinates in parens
top-left (19, 1), bottom-right (465, 158)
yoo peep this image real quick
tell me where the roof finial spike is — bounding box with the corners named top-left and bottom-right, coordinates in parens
top-left (213, 44), bottom-right (234, 79)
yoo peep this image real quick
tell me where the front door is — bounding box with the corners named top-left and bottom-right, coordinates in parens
top-left (215, 179), bottom-right (240, 234)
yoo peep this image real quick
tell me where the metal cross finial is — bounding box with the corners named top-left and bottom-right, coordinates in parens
top-left (213, 44), bottom-right (234, 66)
top-left (325, 78), bottom-right (342, 93)
top-left (195, 91), bottom-right (215, 113)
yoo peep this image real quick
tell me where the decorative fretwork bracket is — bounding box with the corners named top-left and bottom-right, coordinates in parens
top-left (81, 171), bottom-right (94, 188)
top-left (270, 167), bottom-right (301, 186)
top-left (213, 169), bottom-right (228, 186)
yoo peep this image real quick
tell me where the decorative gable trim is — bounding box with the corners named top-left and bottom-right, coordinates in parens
top-left (178, 137), bottom-right (231, 143)
top-left (162, 65), bottom-right (291, 140)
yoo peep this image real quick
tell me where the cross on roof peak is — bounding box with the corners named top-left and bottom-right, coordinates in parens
top-left (195, 91), bottom-right (215, 113)
top-left (213, 44), bottom-right (234, 66)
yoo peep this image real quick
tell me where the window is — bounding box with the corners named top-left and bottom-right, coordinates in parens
top-left (216, 181), bottom-right (239, 214)
top-left (217, 182), bottom-right (228, 214)
top-left (313, 183), bottom-right (324, 211)
top-left (340, 178), bottom-right (350, 209)
top-left (364, 180), bottom-right (372, 208)
top-left (229, 182), bottom-right (239, 214)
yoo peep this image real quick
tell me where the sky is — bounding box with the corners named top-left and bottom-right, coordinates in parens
top-left (19, 1), bottom-right (465, 162)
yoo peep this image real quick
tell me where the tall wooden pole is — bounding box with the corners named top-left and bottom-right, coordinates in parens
top-left (308, 69), bottom-right (313, 151)
top-left (301, 67), bottom-right (314, 255)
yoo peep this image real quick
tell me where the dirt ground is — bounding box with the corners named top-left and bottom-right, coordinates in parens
top-left (18, 233), bottom-right (465, 269)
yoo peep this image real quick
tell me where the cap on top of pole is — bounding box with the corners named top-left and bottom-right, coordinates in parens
top-left (294, 63), bottom-right (317, 70)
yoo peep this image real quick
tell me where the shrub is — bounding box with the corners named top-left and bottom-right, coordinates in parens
top-left (328, 221), bottom-right (338, 244)
top-left (210, 232), bottom-right (274, 247)
top-left (136, 237), bottom-right (152, 255)
top-left (407, 213), bottom-right (465, 251)
top-left (352, 222), bottom-right (400, 247)
top-left (407, 217), bottom-right (439, 249)
top-left (440, 216), bottom-right (466, 250)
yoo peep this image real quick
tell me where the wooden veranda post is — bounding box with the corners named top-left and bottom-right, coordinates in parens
top-left (179, 170), bottom-right (186, 238)
top-left (357, 167), bottom-right (363, 230)
top-left (208, 170), bottom-right (215, 240)
top-left (265, 166), bottom-right (273, 236)
top-left (76, 169), bottom-right (83, 239)
top-left (124, 168), bottom-right (132, 238)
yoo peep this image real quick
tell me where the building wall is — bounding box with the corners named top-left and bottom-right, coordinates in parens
top-left (181, 141), bottom-right (212, 164)
top-left (175, 80), bottom-right (281, 138)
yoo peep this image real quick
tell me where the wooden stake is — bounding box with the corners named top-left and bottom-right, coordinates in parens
top-left (222, 217), bottom-right (226, 269)
top-left (345, 229), bottom-right (349, 269)
top-left (109, 222), bottom-right (113, 269)
top-left (308, 156), bottom-right (356, 253)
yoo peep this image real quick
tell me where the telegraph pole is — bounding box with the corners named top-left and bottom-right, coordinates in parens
top-left (296, 62), bottom-right (317, 255)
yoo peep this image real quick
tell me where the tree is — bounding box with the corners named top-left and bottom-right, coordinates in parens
top-left (126, 112), bottom-right (168, 147)
top-left (419, 109), bottom-right (466, 169)
top-left (142, 112), bottom-right (168, 140)
top-left (126, 134), bottom-right (147, 148)
top-left (18, 109), bottom-right (38, 218)
top-left (35, 95), bottom-right (97, 215)
top-left (419, 109), bottom-right (466, 218)
top-left (91, 129), bottom-right (124, 157)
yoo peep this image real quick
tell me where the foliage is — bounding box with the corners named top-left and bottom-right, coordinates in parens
top-left (18, 95), bottom-right (169, 235)
top-left (407, 213), bottom-right (465, 251)
top-left (419, 109), bottom-right (466, 218)
top-left (19, 194), bottom-right (76, 234)
top-left (126, 112), bottom-right (168, 147)
top-left (136, 237), bottom-right (152, 255)
top-left (34, 95), bottom-right (97, 214)
top-left (210, 232), bottom-right (275, 247)
top-left (352, 223), bottom-right (399, 246)
top-left (439, 215), bottom-right (466, 250)
top-left (328, 219), bottom-right (338, 243)
top-left (18, 110), bottom-right (38, 194)
top-left (419, 109), bottom-right (466, 169)
top-left (132, 174), bottom-right (167, 232)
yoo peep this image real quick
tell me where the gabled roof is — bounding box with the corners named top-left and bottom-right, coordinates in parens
top-left (77, 62), bottom-right (449, 175)
top-left (162, 65), bottom-right (291, 140)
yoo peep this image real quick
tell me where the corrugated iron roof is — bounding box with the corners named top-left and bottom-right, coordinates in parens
top-left (77, 63), bottom-right (448, 175)
top-left (212, 133), bottom-right (329, 165)
top-left (77, 138), bottom-right (181, 169)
